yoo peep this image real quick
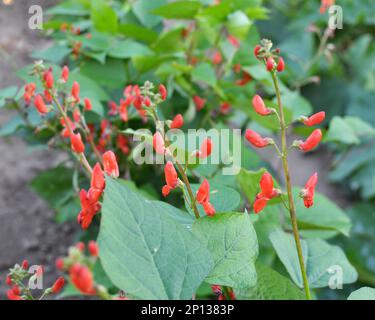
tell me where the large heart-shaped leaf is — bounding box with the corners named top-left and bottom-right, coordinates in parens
top-left (193, 212), bottom-right (258, 289)
top-left (98, 178), bottom-right (213, 300)
top-left (236, 262), bottom-right (305, 300)
top-left (348, 287), bottom-right (375, 300)
top-left (269, 229), bottom-right (358, 288)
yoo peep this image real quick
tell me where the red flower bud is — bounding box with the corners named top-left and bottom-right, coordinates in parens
top-left (91, 163), bottom-right (105, 190)
top-left (252, 94), bottom-right (272, 116)
top-left (245, 129), bottom-right (271, 148)
top-left (21, 259), bottom-right (29, 270)
top-left (196, 179), bottom-right (210, 204)
top-left (153, 132), bottom-right (165, 155)
top-left (164, 161), bottom-right (178, 189)
top-left (61, 66), bottom-right (69, 82)
top-left (143, 97), bottom-right (151, 107)
top-left (162, 185), bottom-right (172, 197)
top-left (277, 57), bottom-right (285, 72)
top-left (71, 81), bottom-right (80, 102)
top-left (45, 71), bottom-right (54, 89)
top-left (7, 289), bottom-right (22, 300)
top-left (84, 98), bottom-right (92, 111)
top-left (34, 94), bottom-right (49, 114)
top-left (6, 275), bottom-right (12, 286)
top-left (260, 172), bottom-right (275, 199)
top-left (69, 263), bottom-right (95, 295)
top-left (253, 197), bottom-right (269, 214)
top-left (301, 173), bottom-right (318, 208)
top-left (56, 258), bottom-right (64, 271)
top-left (303, 111), bottom-right (326, 126)
top-left (76, 242), bottom-right (85, 252)
top-left (193, 95), bottom-right (206, 111)
top-left (203, 201), bottom-right (215, 217)
top-left (299, 129), bottom-right (322, 152)
top-left (103, 151), bottom-right (119, 178)
top-left (170, 114), bottom-right (184, 129)
top-left (212, 51), bottom-right (222, 65)
top-left (51, 276), bottom-right (65, 294)
top-left (266, 57), bottom-right (275, 71)
top-left (88, 241), bottom-right (99, 257)
top-left (198, 138), bottom-right (212, 158)
top-left (227, 35), bottom-right (240, 48)
top-left (254, 45), bottom-right (261, 58)
top-left (70, 133), bottom-right (85, 153)
top-left (159, 84), bottom-right (167, 101)
top-left (219, 102), bottom-right (231, 115)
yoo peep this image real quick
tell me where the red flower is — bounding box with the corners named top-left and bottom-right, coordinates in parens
top-left (170, 114), bottom-right (184, 129)
top-left (277, 57), bottom-right (285, 72)
top-left (84, 98), bottom-right (92, 111)
top-left (56, 258), bottom-right (64, 271)
top-left (45, 70), bottom-right (54, 89)
top-left (196, 179), bottom-right (210, 204)
top-left (197, 138), bottom-right (212, 158)
top-left (73, 108), bottom-right (81, 123)
top-left (60, 117), bottom-right (75, 138)
top-left (211, 285), bottom-right (223, 296)
top-left (299, 129), bottom-right (323, 152)
top-left (6, 275), bottom-right (12, 286)
top-left (76, 242), bottom-right (85, 252)
top-left (193, 95), bottom-right (206, 111)
top-left (153, 131), bottom-right (165, 155)
top-left (119, 98), bottom-right (129, 122)
top-left (252, 94), bottom-right (272, 116)
top-left (21, 259), bottom-right (29, 270)
top-left (245, 129), bottom-right (271, 148)
top-left (108, 101), bottom-right (119, 116)
top-left (91, 163), bottom-right (105, 191)
top-left (212, 51), bottom-right (222, 65)
top-left (69, 263), bottom-right (95, 295)
top-left (70, 133), bottom-right (85, 153)
top-left (44, 89), bottom-right (53, 103)
top-left (301, 173), bottom-right (318, 208)
top-left (253, 172), bottom-right (279, 214)
top-left (23, 83), bottom-right (36, 104)
top-left (34, 94), bottom-right (49, 114)
top-left (254, 45), bottom-right (261, 58)
top-left (88, 241), bottom-right (99, 257)
top-left (220, 102), bottom-right (231, 115)
top-left (162, 161), bottom-right (178, 197)
top-left (61, 66), bottom-right (69, 82)
top-left (236, 71), bottom-right (252, 86)
top-left (103, 151), bottom-right (119, 178)
top-left (51, 276), bottom-right (65, 294)
top-left (159, 84), bottom-right (167, 101)
top-left (227, 35), bottom-right (240, 48)
top-left (71, 81), bottom-right (80, 103)
top-left (266, 57), bottom-right (275, 71)
top-left (202, 201), bottom-right (215, 217)
top-left (303, 111), bottom-right (326, 126)
top-left (77, 189), bottom-right (101, 229)
top-left (117, 135), bottom-right (130, 155)
top-left (7, 287), bottom-right (22, 300)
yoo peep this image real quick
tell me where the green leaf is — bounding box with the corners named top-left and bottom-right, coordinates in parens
top-left (293, 189), bottom-right (352, 238)
top-left (133, 0), bottom-right (167, 29)
top-left (152, 1), bottom-right (202, 19)
top-left (326, 116), bottom-right (375, 145)
top-left (227, 10), bottom-right (252, 40)
top-left (191, 63), bottom-right (217, 87)
top-left (108, 39), bottom-right (153, 59)
top-left (118, 23), bottom-right (158, 44)
top-left (91, 0), bottom-right (118, 34)
top-left (348, 287), bottom-right (375, 300)
top-left (0, 86), bottom-right (18, 108)
top-left (193, 212), bottom-right (258, 289)
top-left (98, 178), bottom-right (213, 300)
top-left (153, 28), bottom-right (185, 54)
top-left (46, 1), bottom-right (89, 16)
top-left (189, 183), bottom-right (241, 217)
top-left (31, 45), bottom-right (71, 64)
top-left (236, 262), bottom-right (305, 300)
top-left (269, 229), bottom-right (358, 288)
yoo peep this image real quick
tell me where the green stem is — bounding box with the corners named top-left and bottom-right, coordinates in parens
top-left (271, 71), bottom-right (312, 300)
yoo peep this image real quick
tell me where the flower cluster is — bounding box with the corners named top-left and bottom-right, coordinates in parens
top-left (246, 40), bottom-right (324, 214)
top-left (55, 241), bottom-right (124, 300)
top-left (5, 259), bottom-right (64, 300)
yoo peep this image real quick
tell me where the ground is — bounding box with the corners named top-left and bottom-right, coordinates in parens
top-left (0, 0), bottom-right (78, 298)
top-left (0, 0), bottom-right (351, 299)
